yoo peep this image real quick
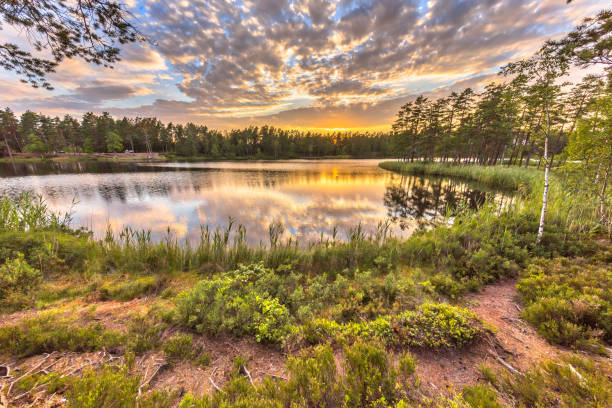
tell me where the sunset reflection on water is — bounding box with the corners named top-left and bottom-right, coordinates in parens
top-left (0, 160), bottom-right (505, 245)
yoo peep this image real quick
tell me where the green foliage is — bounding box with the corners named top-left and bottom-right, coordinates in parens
top-left (394, 303), bottom-right (486, 348)
top-left (0, 252), bottom-right (41, 310)
top-left (0, 312), bottom-right (124, 357)
top-left (67, 354), bottom-right (176, 408)
top-left (343, 342), bottom-right (397, 407)
top-left (298, 303), bottom-right (485, 348)
top-left (0, 192), bottom-right (73, 232)
top-left (175, 263), bottom-right (294, 344)
top-left (105, 131), bottom-right (123, 153)
top-left (125, 315), bottom-right (165, 354)
top-left (517, 256), bottom-right (612, 351)
top-left (501, 355), bottom-right (612, 408)
top-left (98, 275), bottom-right (165, 301)
top-left (24, 132), bottom-right (48, 155)
top-left (462, 385), bottom-right (501, 408)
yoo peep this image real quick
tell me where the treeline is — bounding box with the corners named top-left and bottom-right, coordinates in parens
top-left (0, 111), bottom-right (392, 158)
top-left (391, 75), bottom-right (608, 167)
top-left (392, 9), bottom-right (611, 168)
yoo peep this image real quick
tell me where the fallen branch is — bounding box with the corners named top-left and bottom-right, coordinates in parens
top-left (259, 371), bottom-right (288, 381)
top-left (209, 366), bottom-right (221, 392)
top-left (495, 355), bottom-right (522, 377)
top-left (239, 365), bottom-right (253, 386)
top-left (8, 352), bottom-right (56, 396)
top-left (138, 361), bottom-right (167, 396)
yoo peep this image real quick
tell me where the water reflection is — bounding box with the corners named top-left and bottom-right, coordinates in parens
top-left (383, 174), bottom-right (503, 230)
top-left (0, 160), bottom-right (508, 245)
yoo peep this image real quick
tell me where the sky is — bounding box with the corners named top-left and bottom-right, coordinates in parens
top-left (0, 0), bottom-right (605, 131)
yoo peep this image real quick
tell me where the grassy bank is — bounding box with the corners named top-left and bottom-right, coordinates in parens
top-left (379, 161), bottom-right (540, 192)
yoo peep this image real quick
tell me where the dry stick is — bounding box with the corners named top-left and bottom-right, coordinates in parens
top-left (209, 366), bottom-right (221, 392)
top-left (1, 386), bottom-right (9, 408)
top-left (495, 355), bottom-right (523, 377)
top-left (258, 371), bottom-right (288, 381)
top-left (138, 361), bottom-right (167, 396)
top-left (240, 365), bottom-right (254, 386)
top-left (7, 352), bottom-right (56, 396)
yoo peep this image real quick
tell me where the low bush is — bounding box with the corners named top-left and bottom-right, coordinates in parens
top-left (181, 342), bottom-right (418, 408)
top-left (175, 263), bottom-right (294, 344)
top-left (0, 253), bottom-right (41, 311)
top-left (462, 385), bottom-right (501, 408)
top-left (161, 333), bottom-right (210, 367)
top-left (125, 315), bottom-right (165, 354)
top-left (67, 355), bottom-right (177, 408)
top-left (0, 230), bottom-right (91, 275)
top-left (517, 256), bottom-right (612, 351)
top-left (500, 355), bottom-right (612, 407)
top-left (298, 303), bottom-right (486, 348)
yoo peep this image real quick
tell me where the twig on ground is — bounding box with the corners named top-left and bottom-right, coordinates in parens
top-left (8, 352), bottom-right (56, 396)
top-left (138, 361), bottom-right (167, 396)
top-left (239, 365), bottom-right (253, 386)
top-left (494, 355), bottom-right (523, 377)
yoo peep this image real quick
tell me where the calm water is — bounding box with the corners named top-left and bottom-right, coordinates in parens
top-left (0, 160), bottom-right (508, 245)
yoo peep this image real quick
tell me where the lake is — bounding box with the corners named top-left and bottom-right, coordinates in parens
top-left (0, 159), bottom-right (509, 245)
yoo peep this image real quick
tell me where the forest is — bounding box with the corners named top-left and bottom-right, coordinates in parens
top-left (0, 111), bottom-right (392, 159)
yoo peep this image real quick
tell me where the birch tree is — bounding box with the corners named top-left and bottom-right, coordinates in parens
top-left (502, 45), bottom-right (570, 244)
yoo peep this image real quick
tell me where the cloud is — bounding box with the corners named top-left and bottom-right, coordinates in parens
top-left (0, 0), bottom-right (605, 129)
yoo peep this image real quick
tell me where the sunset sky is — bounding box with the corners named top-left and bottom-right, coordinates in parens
top-left (0, 0), bottom-right (604, 131)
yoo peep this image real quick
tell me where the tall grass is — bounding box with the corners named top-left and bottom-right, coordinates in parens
top-left (379, 161), bottom-right (608, 236)
top-left (379, 161), bottom-right (540, 192)
top-left (0, 192), bottom-right (74, 232)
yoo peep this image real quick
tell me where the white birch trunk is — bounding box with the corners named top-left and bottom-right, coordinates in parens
top-left (536, 134), bottom-right (549, 244)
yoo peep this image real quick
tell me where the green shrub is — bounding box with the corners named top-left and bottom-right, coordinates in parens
top-left (394, 303), bottom-right (486, 348)
top-left (517, 257), bottom-right (612, 351)
top-left (0, 313), bottom-right (124, 357)
top-left (0, 231), bottom-right (91, 274)
top-left (161, 333), bottom-right (209, 368)
top-left (175, 263), bottom-right (294, 344)
top-left (501, 355), bottom-right (612, 408)
top-left (0, 253), bottom-right (41, 311)
top-left (286, 344), bottom-right (341, 408)
top-left (398, 352), bottom-right (417, 377)
top-left (462, 385), bottom-right (501, 408)
top-left (343, 342), bottom-right (397, 407)
top-left (125, 315), bottom-right (165, 354)
top-left (297, 303), bottom-right (485, 349)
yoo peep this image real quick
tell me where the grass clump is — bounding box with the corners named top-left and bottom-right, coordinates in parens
top-left (517, 256), bottom-right (612, 352)
top-left (98, 275), bottom-right (166, 301)
top-left (0, 252), bottom-right (41, 311)
top-left (162, 333), bottom-right (210, 367)
top-left (500, 355), bottom-right (612, 408)
top-left (0, 312), bottom-right (124, 357)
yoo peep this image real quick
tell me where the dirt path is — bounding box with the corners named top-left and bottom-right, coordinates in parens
top-left (0, 280), bottom-right (576, 405)
top-left (414, 279), bottom-right (561, 394)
